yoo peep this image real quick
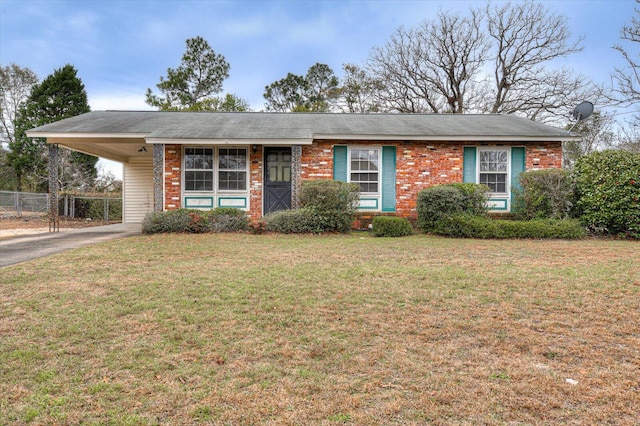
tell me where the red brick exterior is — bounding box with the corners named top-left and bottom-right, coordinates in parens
top-left (300, 140), bottom-right (563, 221)
top-left (161, 140), bottom-right (562, 222)
top-left (164, 145), bottom-right (182, 210)
top-left (525, 142), bottom-right (563, 170)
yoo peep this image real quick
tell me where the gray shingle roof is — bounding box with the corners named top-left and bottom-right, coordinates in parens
top-left (28, 110), bottom-right (578, 141)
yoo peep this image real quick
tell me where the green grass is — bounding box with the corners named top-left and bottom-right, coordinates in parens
top-left (1, 233), bottom-right (639, 424)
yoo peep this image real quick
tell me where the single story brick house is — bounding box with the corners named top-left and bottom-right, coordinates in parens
top-left (27, 111), bottom-right (579, 224)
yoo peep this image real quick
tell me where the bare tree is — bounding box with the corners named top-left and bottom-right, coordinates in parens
top-left (365, 1), bottom-right (600, 124)
top-left (0, 63), bottom-right (38, 147)
top-left (484, 1), bottom-right (606, 124)
top-left (612, 0), bottom-right (640, 105)
top-left (563, 112), bottom-right (615, 168)
top-left (368, 8), bottom-right (489, 113)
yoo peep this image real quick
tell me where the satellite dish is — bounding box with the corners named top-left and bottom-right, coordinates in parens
top-left (572, 101), bottom-right (594, 121)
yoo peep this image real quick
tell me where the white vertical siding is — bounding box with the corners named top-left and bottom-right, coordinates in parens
top-left (123, 157), bottom-right (154, 223)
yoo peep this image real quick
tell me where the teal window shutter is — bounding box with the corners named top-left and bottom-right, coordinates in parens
top-left (381, 146), bottom-right (396, 212)
top-left (333, 146), bottom-right (347, 182)
top-left (510, 147), bottom-right (526, 196)
top-left (463, 147), bottom-right (477, 183)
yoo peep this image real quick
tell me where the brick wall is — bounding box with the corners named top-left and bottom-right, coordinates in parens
top-left (300, 140), bottom-right (562, 221)
top-left (525, 142), bottom-right (563, 169)
top-left (160, 140), bottom-right (562, 220)
top-left (164, 145), bottom-right (181, 210)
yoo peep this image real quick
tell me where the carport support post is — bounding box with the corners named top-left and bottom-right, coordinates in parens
top-left (153, 143), bottom-right (163, 212)
top-left (291, 145), bottom-right (302, 209)
top-left (48, 143), bottom-right (59, 232)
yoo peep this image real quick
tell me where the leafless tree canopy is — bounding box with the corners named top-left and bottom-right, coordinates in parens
top-left (368, 9), bottom-right (489, 113)
top-left (612, 0), bottom-right (640, 105)
top-left (363, 0), bottom-right (602, 125)
top-left (0, 63), bottom-right (38, 146)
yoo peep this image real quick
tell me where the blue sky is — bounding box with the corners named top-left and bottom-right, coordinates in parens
top-left (0, 0), bottom-right (636, 177)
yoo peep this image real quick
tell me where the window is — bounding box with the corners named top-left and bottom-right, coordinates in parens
top-left (184, 148), bottom-right (213, 191)
top-left (350, 148), bottom-right (379, 193)
top-left (218, 148), bottom-right (247, 191)
top-left (479, 149), bottom-right (508, 193)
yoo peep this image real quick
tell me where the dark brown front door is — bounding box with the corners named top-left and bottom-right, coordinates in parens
top-left (264, 147), bottom-right (292, 215)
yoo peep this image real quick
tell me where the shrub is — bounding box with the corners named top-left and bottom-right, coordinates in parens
top-left (372, 216), bottom-right (413, 237)
top-left (203, 207), bottom-right (249, 232)
top-left (416, 183), bottom-right (489, 232)
top-left (448, 183), bottom-right (491, 216)
top-left (264, 209), bottom-right (320, 234)
top-left (142, 209), bottom-right (192, 234)
top-left (264, 181), bottom-right (360, 234)
top-left (511, 169), bottom-right (575, 220)
top-left (573, 150), bottom-right (640, 238)
top-left (432, 215), bottom-right (586, 239)
top-left (142, 208), bottom-right (248, 234)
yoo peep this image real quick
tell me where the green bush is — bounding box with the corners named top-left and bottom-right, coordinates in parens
top-left (416, 183), bottom-right (489, 232)
top-left (372, 216), bottom-right (414, 237)
top-left (511, 169), bottom-right (575, 220)
top-left (448, 183), bottom-right (492, 215)
top-left (298, 180), bottom-right (360, 233)
top-left (142, 208), bottom-right (248, 234)
top-left (432, 214), bottom-right (586, 239)
top-left (203, 207), bottom-right (250, 232)
top-left (573, 150), bottom-right (640, 238)
top-left (264, 209), bottom-right (320, 234)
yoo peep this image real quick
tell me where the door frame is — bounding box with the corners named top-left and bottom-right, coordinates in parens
top-left (263, 146), bottom-right (293, 215)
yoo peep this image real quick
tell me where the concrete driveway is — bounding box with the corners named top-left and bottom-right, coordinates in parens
top-left (0, 223), bottom-right (141, 268)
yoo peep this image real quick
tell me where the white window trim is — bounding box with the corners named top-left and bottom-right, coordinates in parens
top-left (217, 147), bottom-right (249, 193)
top-left (347, 146), bottom-right (381, 195)
top-left (477, 147), bottom-right (510, 196)
top-left (182, 146), bottom-right (249, 195)
top-left (183, 147), bottom-right (214, 193)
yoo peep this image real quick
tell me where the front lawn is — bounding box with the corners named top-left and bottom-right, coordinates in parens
top-left (1, 234), bottom-right (638, 424)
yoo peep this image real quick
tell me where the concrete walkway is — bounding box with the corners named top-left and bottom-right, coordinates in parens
top-left (0, 223), bottom-right (142, 268)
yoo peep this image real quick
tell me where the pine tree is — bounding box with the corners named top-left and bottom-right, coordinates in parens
top-left (10, 64), bottom-right (96, 191)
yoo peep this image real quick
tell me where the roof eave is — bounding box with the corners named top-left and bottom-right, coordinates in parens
top-left (144, 138), bottom-right (314, 145)
top-left (313, 134), bottom-right (580, 142)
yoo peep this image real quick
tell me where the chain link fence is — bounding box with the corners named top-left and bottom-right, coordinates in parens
top-left (0, 191), bottom-right (122, 222)
top-left (0, 191), bottom-right (48, 216)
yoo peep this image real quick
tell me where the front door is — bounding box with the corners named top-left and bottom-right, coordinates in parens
top-left (264, 147), bottom-right (292, 215)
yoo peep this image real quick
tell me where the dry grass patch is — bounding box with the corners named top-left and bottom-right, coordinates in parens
top-left (1, 234), bottom-right (639, 425)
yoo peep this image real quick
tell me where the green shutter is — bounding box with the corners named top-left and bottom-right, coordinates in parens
top-left (463, 147), bottom-right (477, 183)
top-left (381, 146), bottom-right (396, 212)
top-left (510, 147), bottom-right (526, 196)
top-left (333, 146), bottom-right (347, 182)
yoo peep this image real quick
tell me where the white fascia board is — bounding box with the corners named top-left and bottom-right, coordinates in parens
top-left (145, 138), bottom-right (313, 145)
top-left (25, 131), bottom-right (149, 139)
top-left (312, 134), bottom-right (581, 142)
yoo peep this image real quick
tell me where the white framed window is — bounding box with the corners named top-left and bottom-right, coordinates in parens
top-left (184, 148), bottom-right (214, 191)
top-left (479, 148), bottom-right (508, 194)
top-left (349, 148), bottom-right (380, 194)
top-left (218, 148), bottom-right (248, 191)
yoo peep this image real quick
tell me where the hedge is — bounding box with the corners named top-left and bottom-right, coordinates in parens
top-left (142, 208), bottom-right (248, 234)
top-left (432, 214), bottom-right (586, 239)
